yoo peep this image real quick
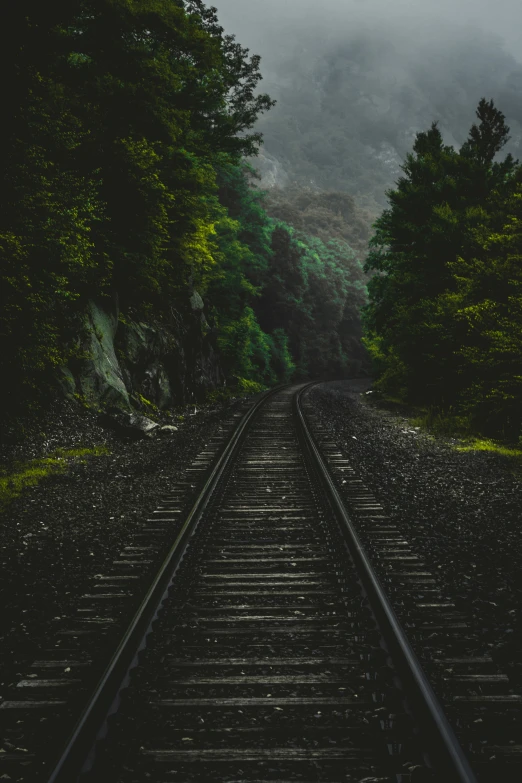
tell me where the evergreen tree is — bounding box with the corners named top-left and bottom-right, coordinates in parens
top-left (209, 164), bottom-right (368, 385)
top-left (440, 174), bottom-right (522, 435)
top-left (364, 99), bottom-right (518, 406)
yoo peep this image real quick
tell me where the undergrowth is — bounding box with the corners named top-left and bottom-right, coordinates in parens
top-left (0, 445), bottom-right (110, 509)
top-left (365, 391), bottom-right (522, 460)
top-left (206, 377), bottom-right (266, 404)
top-left (410, 407), bottom-right (474, 438)
top-left (454, 438), bottom-right (522, 459)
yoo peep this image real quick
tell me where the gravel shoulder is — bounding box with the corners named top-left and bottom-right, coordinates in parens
top-left (0, 394), bottom-right (255, 690)
top-left (2, 381), bottom-right (521, 740)
top-left (309, 380), bottom-right (522, 689)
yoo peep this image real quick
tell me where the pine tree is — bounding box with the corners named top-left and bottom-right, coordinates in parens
top-left (364, 99), bottom-right (518, 406)
top-left (442, 173), bottom-right (522, 435)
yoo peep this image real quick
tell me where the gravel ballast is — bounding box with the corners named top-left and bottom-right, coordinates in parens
top-left (1, 381), bottom-right (521, 781)
top-left (308, 380), bottom-right (522, 691)
top-left (0, 395), bottom-right (254, 692)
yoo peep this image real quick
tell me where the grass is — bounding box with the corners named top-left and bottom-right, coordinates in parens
top-left (454, 438), bottom-right (522, 459)
top-left (0, 445), bottom-right (110, 509)
top-left (410, 409), bottom-right (473, 438)
top-left (410, 411), bottom-right (522, 459)
top-left (206, 378), bottom-right (267, 404)
top-left (364, 391), bottom-right (522, 461)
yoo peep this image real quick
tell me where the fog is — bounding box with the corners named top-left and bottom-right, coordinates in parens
top-left (213, 1), bottom-right (522, 63)
top-left (212, 1), bottom-right (522, 211)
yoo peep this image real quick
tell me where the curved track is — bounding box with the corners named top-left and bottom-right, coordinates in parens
top-left (7, 385), bottom-right (486, 782)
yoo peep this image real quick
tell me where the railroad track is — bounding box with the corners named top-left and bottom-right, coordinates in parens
top-left (1, 384), bottom-right (519, 782)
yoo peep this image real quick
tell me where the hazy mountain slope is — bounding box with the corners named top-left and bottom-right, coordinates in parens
top-left (213, 3), bottom-right (522, 212)
top-left (261, 185), bottom-right (375, 262)
top-left (249, 26), bottom-right (522, 212)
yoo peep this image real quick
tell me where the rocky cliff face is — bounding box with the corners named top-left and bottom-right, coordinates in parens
top-left (248, 151), bottom-right (290, 189)
top-left (59, 292), bottom-right (222, 411)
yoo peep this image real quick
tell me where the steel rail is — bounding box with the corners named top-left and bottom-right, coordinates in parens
top-left (46, 385), bottom-right (285, 783)
top-left (294, 383), bottom-right (478, 783)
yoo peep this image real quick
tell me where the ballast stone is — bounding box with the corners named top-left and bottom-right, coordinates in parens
top-left (159, 425), bottom-right (178, 434)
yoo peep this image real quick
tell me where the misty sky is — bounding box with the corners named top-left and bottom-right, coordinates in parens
top-left (213, 0), bottom-right (522, 63)
top-left (211, 0), bottom-right (522, 207)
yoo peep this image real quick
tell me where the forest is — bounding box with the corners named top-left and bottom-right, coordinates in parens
top-left (3, 1), bottom-right (522, 443)
top-left (0, 0), bottom-right (367, 419)
top-left (364, 99), bottom-right (522, 439)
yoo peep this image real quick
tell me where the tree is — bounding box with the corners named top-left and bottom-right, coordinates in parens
top-left (440, 174), bottom-right (522, 435)
top-left (0, 0), bottom-right (276, 409)
top-left (461, 98), bottom-right (511, 167)
top-left (364, 99), bottom-right (518, 406)
top-left (208, 164), bottom-right (368, 385)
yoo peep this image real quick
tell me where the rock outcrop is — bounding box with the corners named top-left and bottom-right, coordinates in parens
top-left (247, 151), bottom-right (289, 189)
top-left (77, 301), bottom-right (131, 409)
top-left (61, 291), bottom-right (222, 412)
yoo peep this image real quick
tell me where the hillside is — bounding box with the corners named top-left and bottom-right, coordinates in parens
top-left (226, 9), bottom-right (522, 213)
top-left (261, 185), bottom-right (376, 263)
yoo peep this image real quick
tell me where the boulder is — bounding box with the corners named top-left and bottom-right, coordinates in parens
top-left (100, 409), bottom-right (160, 439)
top-left (159, 425), bottom-right (178, 434)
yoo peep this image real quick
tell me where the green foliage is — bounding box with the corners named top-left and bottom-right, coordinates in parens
top-left (262, 185), bottom-right (373, 263)
top-left (0, 445), bottom-right (110, 510)
top-left (267, 329), bottom-right (295, 383)
top-left (362, 334), bottom-right (408, 399)
top-left (206, 377), bottom-right (266, 404)
top-left (0, 0), bottom-right (274, 412)
top-left (440, 180), bottom-right (522, 435)
top-left (0, 1), bottom-right (370, 417)
top-left (235, 378), bottom-right (266, 394)
top-left (217, 305), bottom-right (275, 385)
top-left (364, 97), bottom-right (522, 439)
top-left (211, 158), bottom-right (369, 383)
top-left (136, 394), bottom-right (160, 419)
top-left (455, 439), bottom-right (522, 459)
top-left (207, 160), bottom-right (369, 385)
top-left (410, 407), bottom-right (474, 438)
top-left (290, 232), bottom-right (368, 377)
